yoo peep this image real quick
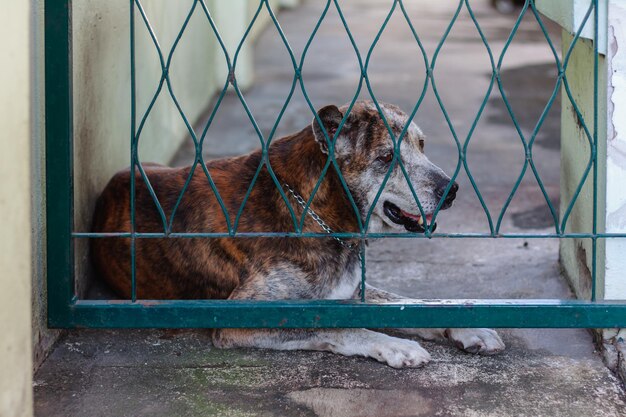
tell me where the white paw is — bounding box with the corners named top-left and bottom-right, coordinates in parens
top-left (370, 338), bottom-right (431, 368)
top-left (447, 328), bottom-right (505, 355)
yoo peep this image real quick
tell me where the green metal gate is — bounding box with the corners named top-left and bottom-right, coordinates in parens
top-left (46, 0), bottom-right (626, 329)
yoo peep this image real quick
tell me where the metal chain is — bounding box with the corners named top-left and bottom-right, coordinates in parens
top-left (282, 183), bottom-right (358, 252)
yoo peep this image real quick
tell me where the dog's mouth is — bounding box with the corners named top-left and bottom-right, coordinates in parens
top-left (383, 201), bottom-right (436, 233)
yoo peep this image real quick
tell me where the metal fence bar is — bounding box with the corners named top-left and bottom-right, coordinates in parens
top-left (422, 0), bottom-right (465, 235)
top-left (72, 232), bottom-right (626, 239)
top-left (295, 0), bottom-right (366, 233)
top-left (463, 0), bottom-right (498, 234)
top-left (559, 4), bottom-right (596, 235)
top-left (493, 0), bottom-right (537, 234)
top-left (68, 299), bottom-right (626, 329)
top-left (592, 0), bottom-right (599, 301)
top-left (131, 0), bottom-right (168, 233)
top-left (196, 0), bottom-right (239, 234)
top-left (45, 0), bottom-right (74, 326)
top-left (129, 0), bottom-right (137, 302)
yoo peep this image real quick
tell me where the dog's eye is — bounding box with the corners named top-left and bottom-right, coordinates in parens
top-left (376, 152), bottom-right (394, 164)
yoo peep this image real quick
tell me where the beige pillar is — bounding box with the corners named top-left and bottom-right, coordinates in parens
top-left (0, 1), bottom-right (34, 416)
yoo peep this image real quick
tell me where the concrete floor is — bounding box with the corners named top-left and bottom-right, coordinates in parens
top-left (35, 0), bottom-right (626, 416)
top-left (34, 328), bottom-right (625, 417)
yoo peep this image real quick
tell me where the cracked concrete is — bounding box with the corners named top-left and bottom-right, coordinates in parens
top-left (35, 0), bottom-right (626, 415)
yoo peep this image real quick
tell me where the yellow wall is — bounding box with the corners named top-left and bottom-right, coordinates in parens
top-left (559, 31), bottom-right (607, 299)
top-left (0, 1), bottom-right (34, 416)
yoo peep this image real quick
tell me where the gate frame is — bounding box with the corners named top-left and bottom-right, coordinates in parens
top-left (46, 0), bottom-right (626, 329)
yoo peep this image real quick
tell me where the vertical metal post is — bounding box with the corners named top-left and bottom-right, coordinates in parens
top-left (591, 0), bottom-right (599, 301)
top-left (45, 0), bottom-right (75, 325)
top-left (359, 240), bottom-right (366, 302)
top-left (130, 0), bottom-right (137, 302)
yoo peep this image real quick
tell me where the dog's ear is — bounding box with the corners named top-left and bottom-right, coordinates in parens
top-left (312, 105), bottom-right (344, 155)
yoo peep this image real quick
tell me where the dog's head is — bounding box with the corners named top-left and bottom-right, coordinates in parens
top-left (312, 100), bottom-right (458, 233)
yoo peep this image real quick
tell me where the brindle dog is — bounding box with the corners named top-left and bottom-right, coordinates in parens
top-left (92, 101), bottom-right (504, 368)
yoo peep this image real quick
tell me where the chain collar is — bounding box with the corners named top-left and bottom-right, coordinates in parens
top-left (282, 183), bottom-right (360, 254)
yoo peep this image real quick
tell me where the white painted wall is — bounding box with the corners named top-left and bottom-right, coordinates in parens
top-left (605, 0), bottom-right (626, 300)
top-left (0, 1), bottom-right (34, 416)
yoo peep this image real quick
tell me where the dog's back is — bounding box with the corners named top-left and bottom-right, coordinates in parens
top-left (91, 162), bottom-right (240, 299)
top-left (90, 127), bottom-right (355, 300)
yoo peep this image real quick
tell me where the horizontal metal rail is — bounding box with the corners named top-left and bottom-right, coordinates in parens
top-left (72, 232), bottom-right (626, 239)
top-left (61, 299), bottom-right (626, 329)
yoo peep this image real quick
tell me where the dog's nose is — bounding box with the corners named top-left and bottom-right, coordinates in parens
top-left (436, 180), bottom-right (458, 205)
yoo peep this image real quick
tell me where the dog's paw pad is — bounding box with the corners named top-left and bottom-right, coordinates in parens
top-left (373, 339), bottom-right (431, 368)
top-left (449, 328), bottom-right (505, 356)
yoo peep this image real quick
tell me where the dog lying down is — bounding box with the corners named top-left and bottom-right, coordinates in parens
top-left (92, 100), bottom-right (504, 368)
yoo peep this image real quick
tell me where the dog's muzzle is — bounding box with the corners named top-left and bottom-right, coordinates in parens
top-left (382, 182), bottom-right (458, 233)
top-left (383, 201), bottom-right (435, 233)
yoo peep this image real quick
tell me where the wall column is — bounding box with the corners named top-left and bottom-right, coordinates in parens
top-left (0, 0), bottom-right (34, 415)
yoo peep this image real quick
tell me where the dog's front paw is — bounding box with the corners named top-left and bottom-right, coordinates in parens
top-left (371, 338), bottom-right (431, 368)
top-left (447, 328), bottom-right (505, 355)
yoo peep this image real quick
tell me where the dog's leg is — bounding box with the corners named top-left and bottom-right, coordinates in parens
top-left (213, 327), bottom-right (430, 368)
top-left (212, 273), bottom-right (431, 368)
top-left (355, 284), bottom-right (505, 355)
